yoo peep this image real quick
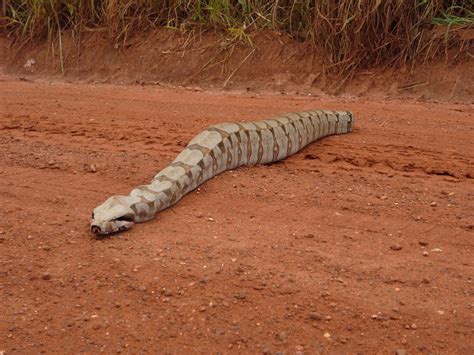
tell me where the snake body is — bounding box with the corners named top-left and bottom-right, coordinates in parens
top-left (91, 109), bottom-right (354, 235)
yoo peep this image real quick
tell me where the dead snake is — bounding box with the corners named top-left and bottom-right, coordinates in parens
top-left (90, 109), bottom-right (354, 235)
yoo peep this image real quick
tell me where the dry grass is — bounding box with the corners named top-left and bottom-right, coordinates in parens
top-left (2, 1), bottom-right (473, 78)
top-left (313, 0), bottom-right (473, 79)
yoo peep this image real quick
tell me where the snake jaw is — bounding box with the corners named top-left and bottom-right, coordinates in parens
top-left (90, 219), bottom-right (134, 236)
top-left (90, 195), bottom-right (137, 236)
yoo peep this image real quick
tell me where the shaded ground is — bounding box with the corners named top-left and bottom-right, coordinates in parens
top-left (0, 76), bottom-right (473, 353)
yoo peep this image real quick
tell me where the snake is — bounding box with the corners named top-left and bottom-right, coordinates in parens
top-left (90, 109), bottom-right (355, 236)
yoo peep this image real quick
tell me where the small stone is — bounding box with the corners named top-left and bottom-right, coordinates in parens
top-left (303, 233), bottom-right (314, 239)
top-left (163, 289), bottom-right (172, 297)
top-left (437, 310), bottom-right (445, 315)
top-left (410, 323), bottom-right (417, 330)
top-left (422, 251), bottom-right (429, 257)
top-left (91, 319), bottom-right (108, 330)
top-left (41, 272), bottom-right (52, 281)
top-left (395, 349), bottom-right (407, 355)
top-left (430, 201), bottom-right (438, 207)
top-left (234, 292), bottom-right (247, 300)
top-left (431, 248), bottom-right (443, 253)
top-left (323, 332), bottom-right (331, 338)
top-left (324, 315), bottom-right (332, 321)
top-left (277, 331), bottom-right (288, 343)
top-left (418, 241), bottom-right (428, 246)
top-left (309, 312), bottom-right (322, 321)
top-left (207, 217), bottom-right (214, 222)
top-left (390, 244), bottom-right (403, 251)
top-left (261, 346), bottom-right (271, 354)
top-left (48, 160), bottom-right (55, 166)
top-left (90, 164), bottom-right (97, 173)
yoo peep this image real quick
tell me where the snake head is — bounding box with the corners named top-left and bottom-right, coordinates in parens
top-left (90, 196), bottom-right (137, 236)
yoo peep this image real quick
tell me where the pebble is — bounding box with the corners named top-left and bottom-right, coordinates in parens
top-left (90, 164), bottom-right (97, 173)
top-left (234, 292), bottom-right (247, 300)
top-left (395, 349), bottom-right (407, 355)
top-left (390, 244), bottom-right (403, 251)
top-left (431, 248), bottom-right (443, 253)
top-left (418, 241), bottom-right (429, 246)
top-left (323, 332), bottom-right (331, 338)
top-left (324, 315), bottom-right (332, 321)
top-left (422, 251), bottom-right (429, 257)
top-left (277, 331), bottom-right (288, 343)
top-left (41, 272), bottom-right (52, 281)
top-left (91, 319), bottom-right (108, 330)
top-left (309, 312), bottom-right (322, 321)
top-left (430, 201), bottom-right (438, 207)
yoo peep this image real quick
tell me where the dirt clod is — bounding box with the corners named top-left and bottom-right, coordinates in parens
top-left (309, 312), bottom-right (322, 321)
top-left (390, 244), bottom-right (403, 251)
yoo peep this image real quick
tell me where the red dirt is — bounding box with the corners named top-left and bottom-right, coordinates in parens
top-left (0, 74), bottom-right (473, 353)
top-left (2, 30), bottom-right (474, 102)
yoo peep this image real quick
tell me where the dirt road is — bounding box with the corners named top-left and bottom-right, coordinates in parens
top-left (1, 77), bottom-right (473, 353)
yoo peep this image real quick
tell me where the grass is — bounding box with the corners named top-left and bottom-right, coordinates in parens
top-left (1, 1), bottom-right (473, 78)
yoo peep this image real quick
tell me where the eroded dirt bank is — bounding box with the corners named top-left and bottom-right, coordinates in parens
top-left (2, 31), bottom-right (473, 103)
top-left (0, 76), bottom-right (473, 353)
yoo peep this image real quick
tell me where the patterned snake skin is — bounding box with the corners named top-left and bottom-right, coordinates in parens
top-left (91, 109), bottom-right (355, 235)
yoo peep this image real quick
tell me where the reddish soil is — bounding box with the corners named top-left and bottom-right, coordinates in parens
top-left (0, 74), bottom-right (473, 353)
top-left (2, 30), bottom-right (474, 102)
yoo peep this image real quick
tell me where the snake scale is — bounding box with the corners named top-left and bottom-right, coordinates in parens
top-left (90, 109), bottom-right (355, 235)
